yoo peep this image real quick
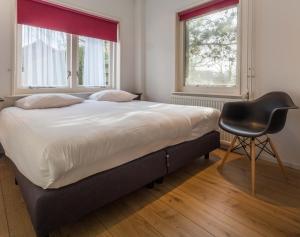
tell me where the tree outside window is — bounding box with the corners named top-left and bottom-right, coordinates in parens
top-left (185, 7), bottom-right (238, 88)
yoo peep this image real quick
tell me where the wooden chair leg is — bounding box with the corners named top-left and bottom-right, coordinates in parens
top-left (251, 138), bottom-right (256, 196)
top-left (219, 136), bottom-right (238, 169)
top-left (268, 136), bottom-right (288, 180)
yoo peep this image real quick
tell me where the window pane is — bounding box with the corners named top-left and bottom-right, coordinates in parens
top-left (21, 25), bottom-right (68, 88)
top-left (185, 7), bottom-right (238, 87)
top-left (78, 36), bottom-right (110, 87)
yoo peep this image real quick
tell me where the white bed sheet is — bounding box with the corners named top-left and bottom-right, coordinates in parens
top-left (0, 100), bottom-right (220, 189)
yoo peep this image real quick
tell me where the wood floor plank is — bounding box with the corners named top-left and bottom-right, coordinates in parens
top-left (51, 212), bottom-right (113, 237)
top-left (181, 154), bottom-right (300, 224)
top-left (225, 156), bottom-right (300, 192)
top-left (214, 149), bottom-right (300, 192)
top-left (166, 171), bottom-right (300, 237)
top-left (0, 160), bottom-right (10, 237)
top-left (219, 163), bottom-right (300, 206)
top-left (121, 188), bottom-right (213, 237)
top-left (97, 201), bottom-right (163, 237)
top-left (1, 150), bottom-right (300, 237)
top-left (0, 158), bottom-right (36, 237)
top-left (181, 157), bottom-right (300, 229)
top-left (148, 186), bottom-right (259, 237)
top-left (185, 151), bottom-right (300, 212)
top-left (204, 159), bottom-right (300, 216)
top-left (201, 171), bottom-right (300, 224)
top-left (214, 149), bottom-right (300, 188)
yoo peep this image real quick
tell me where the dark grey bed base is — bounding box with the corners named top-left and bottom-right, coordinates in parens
top-left (13, 131), bottom-right (220, 237)
top-left (0, 143), bottom-right (4, 157)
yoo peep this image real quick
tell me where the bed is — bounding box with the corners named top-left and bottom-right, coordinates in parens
top-left (0, 99), bottom-right (220, 237)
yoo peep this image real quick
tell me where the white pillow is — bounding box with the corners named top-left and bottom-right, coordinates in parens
top-left (89, 90), bottom-right (137, 102)
top-left (15, 94), bottom-right (84, 109)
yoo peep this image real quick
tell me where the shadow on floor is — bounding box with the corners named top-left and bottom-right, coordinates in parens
top-left (58, 156), bottom-right (217, 236)
top-left (217, 155), bottom-right (300, 208)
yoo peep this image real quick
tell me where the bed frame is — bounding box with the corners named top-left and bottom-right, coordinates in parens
top-left (12, 131), bottom-right (220, 237)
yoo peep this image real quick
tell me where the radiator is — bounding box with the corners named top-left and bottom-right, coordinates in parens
top-left (171, 94), bottom-right (241, 144)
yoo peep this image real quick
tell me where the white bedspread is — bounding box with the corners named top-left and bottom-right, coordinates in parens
top-left (0, 100), bottom-right (220, 189)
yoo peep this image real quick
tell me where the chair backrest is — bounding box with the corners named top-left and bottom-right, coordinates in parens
top-left (253, 92), bottom-right (298, 134)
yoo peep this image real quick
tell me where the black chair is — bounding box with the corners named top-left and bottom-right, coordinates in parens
top-left (219, 92), bottom-right (298, 195)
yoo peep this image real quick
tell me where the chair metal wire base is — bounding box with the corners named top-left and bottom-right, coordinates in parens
top-left (231, 136), bottom-right (276, 161)
top-left (220, 135), bottom-right (288, 196)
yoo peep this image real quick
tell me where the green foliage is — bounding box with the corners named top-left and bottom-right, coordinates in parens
top-left (104, 41), bottom-right (110, 85)
top-left (78, 46), bottom-right (84, 85)
top-left (185, 7), bottom-right (238, 86)
top-left (78, 39), bottom-right (111, 86)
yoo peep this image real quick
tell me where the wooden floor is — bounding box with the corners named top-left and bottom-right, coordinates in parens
top-left (1, 149), bottom-right (300, 237)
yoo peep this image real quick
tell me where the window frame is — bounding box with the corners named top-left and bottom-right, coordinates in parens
top-left (13, 0), bottom-right (120, 96)
top-left (14, 26), bottom-right (117, 95)
top-left (72, 35), bottom-right (116, 89)
top-left (176, 0), bottom-right (253, 98)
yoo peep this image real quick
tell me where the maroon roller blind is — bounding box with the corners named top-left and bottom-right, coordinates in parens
top-left (17, 0), bottom-right (119, 42)
top-left (178, 0), bottom-right (239, 21)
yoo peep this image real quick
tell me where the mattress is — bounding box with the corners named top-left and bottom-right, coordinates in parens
top-left (0, 100), bottom-right (220, 189)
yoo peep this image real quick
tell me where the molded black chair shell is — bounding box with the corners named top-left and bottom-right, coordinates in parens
top-left (219, 92), bottom-right (298, 138)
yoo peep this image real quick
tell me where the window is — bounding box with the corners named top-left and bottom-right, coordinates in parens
top-left (177, 0), bottom-right (252, 96)
top-left (17, 25), bottom-right (115, 93)
top-left (185, 7), bottom-right (238, 88)
top-left (21, 25), bottom-right (69, 88)
top-left (77, 36), bottom-right (112, 87)
top-left (15, 0), bottom-right (119, 94)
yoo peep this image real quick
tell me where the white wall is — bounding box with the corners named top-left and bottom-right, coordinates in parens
top-left (144, 0), bottom-right (209, 103)
top-left (134, 0), bottom-right (146, 94)
top-left (143, 0), bottom-right (300, 168)
top-left (0, 0), bottom-right (136, 95)
top-left (0, 0), bottom-right (14, 96)
top-left (253, 0), bottom-right (300, 168)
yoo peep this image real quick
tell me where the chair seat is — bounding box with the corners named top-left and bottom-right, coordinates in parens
top-left (219, 119), bottom-right (267, 137)
top-left (218, 92), bottom-right (298, 138)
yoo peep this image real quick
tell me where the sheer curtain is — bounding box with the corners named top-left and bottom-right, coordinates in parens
top-left (81, 36), bottom-right (106, 87)
top-left (21, 25), bottom-right (68, 87)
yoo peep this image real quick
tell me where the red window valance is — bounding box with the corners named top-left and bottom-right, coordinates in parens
top-left (17, 0), bottom-right (119, 42)
top-left (178, 0), bottom-right (239, 21)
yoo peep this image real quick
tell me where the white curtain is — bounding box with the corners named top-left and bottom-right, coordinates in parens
top-left (81, 37), bottom-right (106, 87)
top-left (21, 25), bottom-right (68, 87)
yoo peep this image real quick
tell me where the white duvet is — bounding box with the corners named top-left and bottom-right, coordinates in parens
top-left (0, 100), bottom-right (220, 189)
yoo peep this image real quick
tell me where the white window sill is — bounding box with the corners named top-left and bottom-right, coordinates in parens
top-left (172, 92), bottom-right (246, 100)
